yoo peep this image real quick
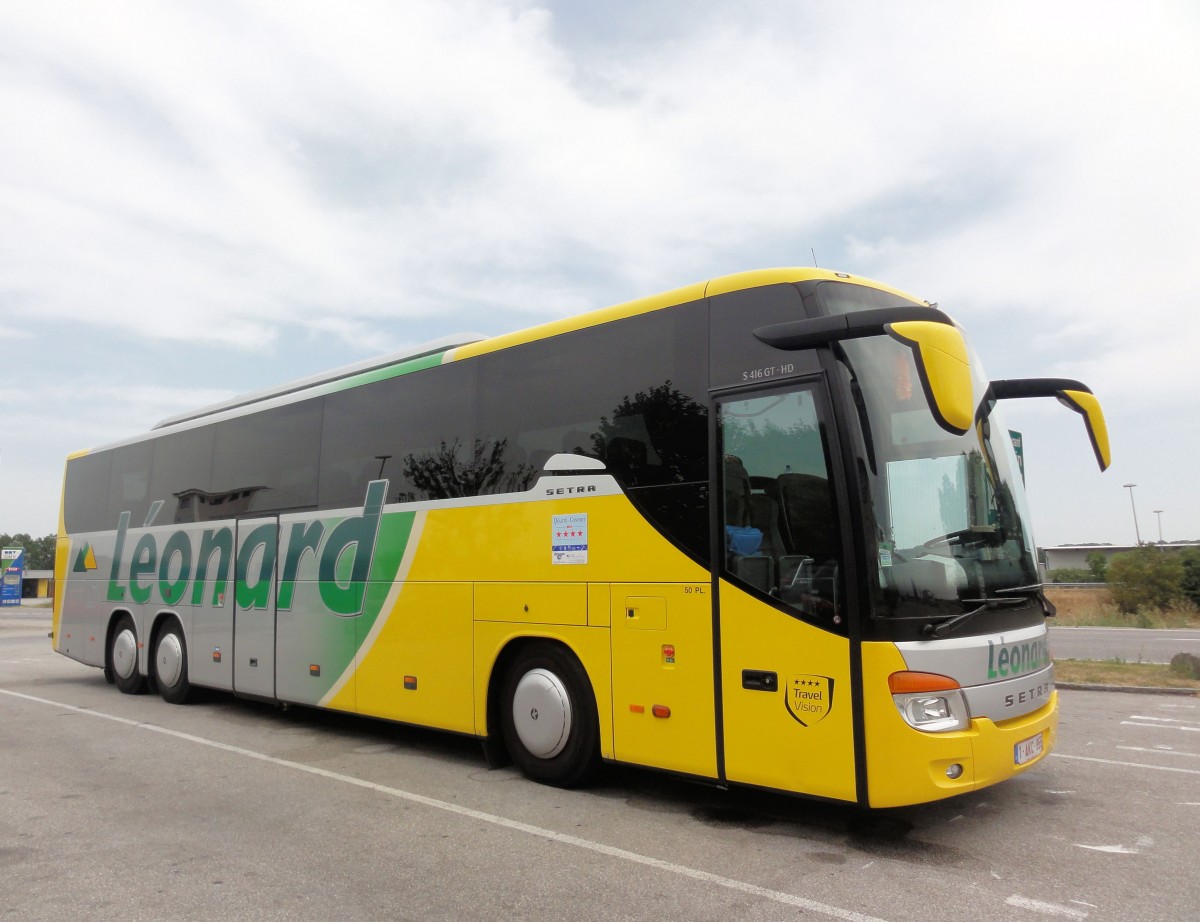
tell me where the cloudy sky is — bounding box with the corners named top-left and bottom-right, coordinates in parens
top-left (2, 0), bottom-right (1197, 548)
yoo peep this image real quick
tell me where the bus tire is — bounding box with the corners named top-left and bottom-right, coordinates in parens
top-left (154, 619), bottom-right (193, 705)
top-left (499, 643), bottom-right (599, 788)
top-left (108, 614), bottom-right (147, 695)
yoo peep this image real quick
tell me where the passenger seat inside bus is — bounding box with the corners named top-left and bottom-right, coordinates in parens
top-left (724, 456), bottom-right (770, 591)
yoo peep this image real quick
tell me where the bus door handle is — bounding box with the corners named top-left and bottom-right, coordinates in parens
top-left (742, 670), bottom-right (778, 692)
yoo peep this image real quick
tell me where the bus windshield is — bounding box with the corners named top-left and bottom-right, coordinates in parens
top-left (825, 292), bottom-right (1040, 622)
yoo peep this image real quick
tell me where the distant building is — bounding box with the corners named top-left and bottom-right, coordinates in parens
top-left (22, 569), bottom-right (53, 599)
top-left (1042, 543), bottom-right (1199, 575)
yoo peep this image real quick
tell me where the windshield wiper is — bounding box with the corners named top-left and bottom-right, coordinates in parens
top-left (993, 583), bottom-right (1044, 595)
top-left (994, 583), bottom-right (1057, 617)
top-left (922, 597), bottom-right (1025, 639)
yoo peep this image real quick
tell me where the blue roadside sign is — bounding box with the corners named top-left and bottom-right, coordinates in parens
top-left (1, 547), bottom-right (24, 606)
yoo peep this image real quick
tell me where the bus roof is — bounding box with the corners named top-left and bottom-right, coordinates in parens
top-left (116, 267), bottom-right (923, 443)
top-left (152, 332), bottom-right (487, 430)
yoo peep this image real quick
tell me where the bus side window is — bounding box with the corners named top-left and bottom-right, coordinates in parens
top-left (719, 387), bottom-right (844, 630)
top-left (107, 441), bottom-right (154, 528)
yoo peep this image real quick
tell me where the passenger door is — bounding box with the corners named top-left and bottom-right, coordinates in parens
top-left (716, 383), bottom-right (859, 802)
top-left (232, 515), bottom-right (278, 699)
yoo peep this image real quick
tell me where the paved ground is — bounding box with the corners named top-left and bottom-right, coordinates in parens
top-left (3, 616), bottom-right (1199, 921)
top-left (1049, 626), bottom-right (1200, 664)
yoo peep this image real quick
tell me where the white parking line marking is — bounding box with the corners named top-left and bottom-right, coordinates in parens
top-left (1005, 895), bottom-right (1088, 918)
top-left (1130, 715), bottom-right (1200, 726)
top-left (1118, 746), bottom-right (1200, 760)
top-left (1075, 835), bottom-right (1152, 855)
top-left (1121, 721), bottom-right (1199, 733)
top-left (1049, 753), bottom-right (1200, 775)
top-left (0, 688), bottom-right (888, 922)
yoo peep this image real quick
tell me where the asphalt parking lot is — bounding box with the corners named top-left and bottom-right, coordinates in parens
top-left (2, 612), bottom-right (1198, 921)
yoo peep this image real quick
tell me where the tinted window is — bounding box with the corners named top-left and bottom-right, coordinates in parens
top-left (811, 279), bottom-right (923, 316)
top-left (720, 384), bottom-right (845, 633)
top-left (149, 426), bottom-right (215, 524)
top-left (319, 362), bottom-right (476, 507)
top-left (477, 299), bottom-right (710, 559)
top-left (709, 284), bottom-right (820, 390)
top-left (107, 440), bottom-right (155, 527)
top-left (64, 450), bottom-right (113, 534)
top-left (211, 399), bottom-right (323, 517)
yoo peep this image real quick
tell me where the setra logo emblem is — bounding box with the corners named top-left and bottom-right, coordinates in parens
top-left (785, 674), bottom-right (835, 727)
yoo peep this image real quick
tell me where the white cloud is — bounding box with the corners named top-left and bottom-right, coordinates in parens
top-left (1, 0), bottom-right (1198, 541)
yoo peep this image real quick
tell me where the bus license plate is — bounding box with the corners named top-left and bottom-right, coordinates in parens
top-left (1014, 732), bottom-right (1044, 766)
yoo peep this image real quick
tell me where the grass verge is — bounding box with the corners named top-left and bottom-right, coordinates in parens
top-left (1045, 587), bottom-right (1200, 629)
top-left (1054, 658), bottom-right (1200, 691)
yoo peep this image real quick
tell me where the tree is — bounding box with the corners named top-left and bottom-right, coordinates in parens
top-left (1085, 551), bottom-right (1108, 583)
top-left (1180, 547), bottom-right (1200, 607)
top-left (1106, 545), bottom-right (1185, 613)
top-left (403, 438), bottom-right (534, 499)
top-left (0, 533), bottom-right (56, 570)
top-left (1047, 567), bottom-right (1089, 583)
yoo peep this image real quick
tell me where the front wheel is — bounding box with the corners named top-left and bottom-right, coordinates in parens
top-left (154, 620), bottom-right (193, 705)
top-left (108, 614), bottom-right (146, 695)
top-left (499, 643), bottom-right (599, 788)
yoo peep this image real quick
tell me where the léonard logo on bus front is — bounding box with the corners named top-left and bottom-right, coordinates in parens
top-left (986, 634), bottom-right (1050, 679)
top-left (98, 481), bottom-right (387, 616)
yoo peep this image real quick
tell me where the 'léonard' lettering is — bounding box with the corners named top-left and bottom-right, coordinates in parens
top-left (987, 635), bottom-right (1049, 679)
top-left (106, 481), bottom-right (386, 617)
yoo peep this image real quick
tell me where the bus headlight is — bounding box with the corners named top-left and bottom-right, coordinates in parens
top-left (889, 671), bottom-right (970, 732)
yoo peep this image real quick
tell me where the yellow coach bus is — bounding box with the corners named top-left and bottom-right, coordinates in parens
top-left (52, 268), bottom-right (1109, 808)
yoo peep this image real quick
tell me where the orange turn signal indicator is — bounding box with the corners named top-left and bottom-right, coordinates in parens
top-left (888, 671), bottom-right (960, 695)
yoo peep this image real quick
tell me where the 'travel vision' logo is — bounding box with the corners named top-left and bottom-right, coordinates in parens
top-left (785, 674), bottom-right (835, 727)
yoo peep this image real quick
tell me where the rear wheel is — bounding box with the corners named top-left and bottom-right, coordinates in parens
top-left (499, 643), bottom-right (599, 788)
top-left (154, 620), bottom-right (193, 704)
top-left (108, 615), bottom-right (146, 695)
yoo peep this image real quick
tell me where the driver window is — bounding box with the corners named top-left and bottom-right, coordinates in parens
top-left (720, 387), bottom-right (844, 629)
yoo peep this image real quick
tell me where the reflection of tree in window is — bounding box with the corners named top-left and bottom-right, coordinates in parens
top-left (723, 416), bottom-right (824, 479)
top-left (591, 381), bottom-right (707, 487)
top-left (403, 438), bottom-right (536, 500)
top-left (937, 470), bottom-right (964, 532)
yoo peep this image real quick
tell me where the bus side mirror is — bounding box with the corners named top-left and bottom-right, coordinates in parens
top-left (988, 378), bottom-right (1111, 471)
top-left (753, 307), bottom-right (973, 436)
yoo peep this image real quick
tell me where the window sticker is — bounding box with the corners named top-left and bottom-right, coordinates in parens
top-left (552, 513), bottom-right (588, 565)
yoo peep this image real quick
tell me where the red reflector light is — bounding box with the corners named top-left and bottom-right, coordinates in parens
top-left (888, 671), bottom-right (960, 694)
top-left (629, 704), bottom-right (645, 714)
top-left (652, 705), bottom-right (671, 718)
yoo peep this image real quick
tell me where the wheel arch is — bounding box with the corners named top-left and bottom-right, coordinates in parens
top-left (481, 629), bottom-right (614, 764)
top-left (104, 608), bottom-right (139, 675)
top-left (148, 610), bottom-right (185, 681)
top-left (485, 635), bottom-right (576, 749)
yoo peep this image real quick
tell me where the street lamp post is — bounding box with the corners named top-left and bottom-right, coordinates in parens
top-left (1123, 483), bottom-right (1142, 545)
top-left (1153, 509), bottom-right (1164, 543)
